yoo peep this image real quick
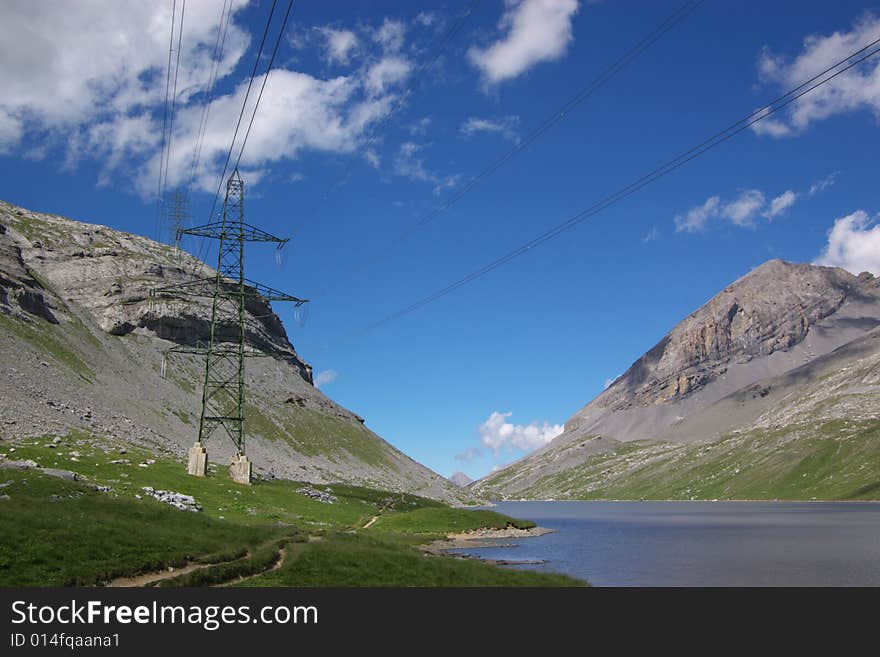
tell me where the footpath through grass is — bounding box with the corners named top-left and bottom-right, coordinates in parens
top-left (0, 434), bottom-right (584, 587)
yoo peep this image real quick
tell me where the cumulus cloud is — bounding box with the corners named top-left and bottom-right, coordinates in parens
top-left (364, 56), bottom-right (412, 96)
top-left (674, 196), bottom-right (721, 233)
top-left (675, 188), bottom-right (799, 232)
top-left (318, 27), bottom-right (358, 65)
top-left (0, 2), bottom-right (419, 196)
top-left (721, 189), bottom-right (766, 226)
top-left (468, 0), bottom-right (579, 85)
top-left (814, 210), bottom-right (880, 276)
top-left (459, 115), bottom-right (520, 142)
top-left (809, 171), bottom-right (839, 196)
top-left (751, 14), bottom-right (880, 138)
top-left (137, 69), bottom-right (400, 197)
top-left (0, 0), bottom-right (250, 153)
top-left (314, 369), bottom-right (339, 388)
top-left (372, 18), bottom-right (406, 53)
top-left (477, 411), bottom-right (564, 455)
top-left (764, 190), bottom-right (798, 218)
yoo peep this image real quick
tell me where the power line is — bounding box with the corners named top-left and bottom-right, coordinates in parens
top-left (181, 0), bottom-right (232, 269)
top-left (190, 0), bottom-right (294, 281)
top-left (321, 35), bottom-right (880, 348)
top-left (233, 0), bottom-right (295, 172)
top-left (162, 0), bottom-right (186, 213)
top-left (155, 0), bottom-right (179, 241)
top-left (317, 0), bottom-right (703, 297)
top-left (204, 0), bottom-right (279, 228)
top-left (301, 0), bottom-right (482, 227)
top-left (185, 0), bottom-right (233, 199)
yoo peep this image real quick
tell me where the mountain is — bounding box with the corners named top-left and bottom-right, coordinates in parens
top-left (0, 199), bottom-right (468, 503)
top-left (448, 472), bottom-right (474, 487)
top-left (475, 259), bottom-right (880, 500)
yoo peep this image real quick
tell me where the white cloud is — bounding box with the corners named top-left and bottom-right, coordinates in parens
top-left (752, 15), bottom-right (880, 138)
top-left (0, 0), bottom-right (250, 152)
top-left (814, 210), bottom-right (880, 276)
top-left (393, 142), bottom-right (432, 182)
top-left (674, 195), bottom-right (720, 233)
top-left (468, 0), bottom-right (579, 85)
top-left (318, 27), bottom-right (358, 66)
top-left (763, 190), bottom-right (798, 218)
top-left (477, 411), bottom-right (564, 455)
top-left (721, 189), bottom-right (766, 226)
top-left (675, 188), bottom-right (800, 232)
top-left (364, 149), bottom-right (381, 168)
top-left (407, 116), bottom-right (432, 136)
top-left (314, 369), bottom-right (339, 388)
top-left (0, 2), bottom-right (420, 196)
top-left (0, 111), bottom-right (23, 154)
top-left (415, 12), bottom-right (438, 29)
top-left (393, 141), bottom-right (458, 194)
top-left (643, 226), bottom-right (660, 243)
top-left (137, 69), bottom-right (401, 197)
top-left (364, 56), bottom-right (412, 96)
top-left (454, 446), bottom-right (482, 463)
top-left (373, 18), bottom-right (406, 53)
top-left (459, 115), bottom-right (520, 142)
top-left (809, 171), bottom-right (839, 196)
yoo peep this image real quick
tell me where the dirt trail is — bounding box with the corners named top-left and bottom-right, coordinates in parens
top-left (106, 560), bottom-right (220, 588)
top-left (225, 546), bottom-right (289, 586)
top-left (362, 515), bottom-right (380, 529)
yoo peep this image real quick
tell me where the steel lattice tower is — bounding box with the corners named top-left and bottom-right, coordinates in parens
top-left (151, 170), bottom-right (307, 480)
top-left (164, 189), bottom-right (190, 245)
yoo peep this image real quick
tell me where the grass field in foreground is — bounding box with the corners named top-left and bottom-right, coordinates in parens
top-left (0, 434), bottom-right (584, 587)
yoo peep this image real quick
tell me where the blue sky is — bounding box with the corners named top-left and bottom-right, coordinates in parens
top-left (2, 1), bottom-right (880, 480)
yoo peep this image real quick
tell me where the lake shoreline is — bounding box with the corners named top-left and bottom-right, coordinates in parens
top-left (423, 526), bottom-right (555, 565)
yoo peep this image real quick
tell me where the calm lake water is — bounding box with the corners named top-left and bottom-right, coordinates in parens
top-left (450, 501), bottom-right (880, 586)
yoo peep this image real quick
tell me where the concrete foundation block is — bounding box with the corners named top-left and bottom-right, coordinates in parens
top-left (187, 442), bottom-right (207, 477)
top-left (229, 453), bottom-right (251, 485)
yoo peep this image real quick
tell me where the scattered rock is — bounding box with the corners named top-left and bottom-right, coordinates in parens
top-left (296, 486), bottom-right (337, 504)
top-left (0, 459), bottom-right (39, 470)
top-left (41, 468), bottom-right (78, 481)
top-left (0, 494), bottom-right (10, 501)
top-left (141, 486), bottom-right (201, 512)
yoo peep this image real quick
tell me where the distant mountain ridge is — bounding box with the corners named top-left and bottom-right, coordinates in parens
top-left (475, 259), bottom-right (880, 500)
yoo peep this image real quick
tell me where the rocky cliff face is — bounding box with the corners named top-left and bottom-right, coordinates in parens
top-left (477, 259), bottom-right (880, 499)
top-left (0, 200), bottom-right (468, 503)
top-left (589, 260), bottom-right (862, 413)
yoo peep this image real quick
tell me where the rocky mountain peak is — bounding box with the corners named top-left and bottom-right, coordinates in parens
top-left (590, 259), bottom-right (874, 413)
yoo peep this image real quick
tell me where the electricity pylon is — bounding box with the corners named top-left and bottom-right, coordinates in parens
top-left (151, 170), bottom-right (308, 483)
top-left (164, 189), bottom-right (190, 245)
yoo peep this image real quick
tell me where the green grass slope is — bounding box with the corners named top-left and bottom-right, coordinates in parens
top-left (0, 434), bottom-right (583, 586)
top-left (483, 419), bottom-right (880, 501)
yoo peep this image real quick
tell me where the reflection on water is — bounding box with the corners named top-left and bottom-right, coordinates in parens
top-left (448, 501), bottom-right (880, 586)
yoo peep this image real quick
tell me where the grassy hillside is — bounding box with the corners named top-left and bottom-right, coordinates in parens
top-left (0, 433), bottom-right (583, 586)
top-left (479, 419), bottom-right (880, 501)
